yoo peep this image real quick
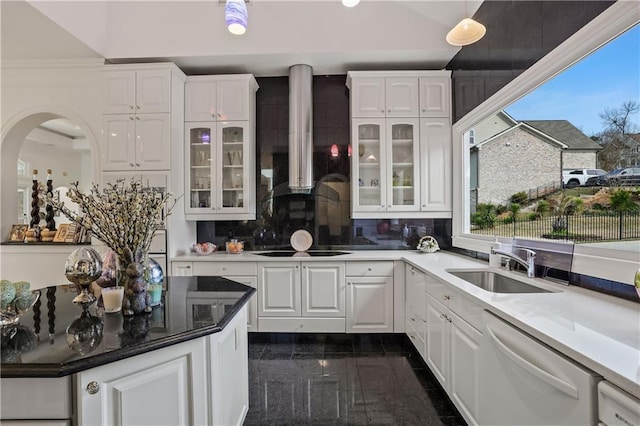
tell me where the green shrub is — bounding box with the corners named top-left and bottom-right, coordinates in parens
top-left (535, 200), bottom-right (550, 215)
top-left (610, 189), bottom-right (640, 212)
top-left (495, 204), bottom-right (508, 215)
top-left (471, 203), bottom-right (496, 229)
top-left (510, 191), bottom-right (528, 205)
top-left (527, 212), bottom-right (538, 221)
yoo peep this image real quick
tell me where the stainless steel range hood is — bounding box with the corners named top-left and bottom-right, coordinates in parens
top-left (288, 64), bottom-right (314, 193)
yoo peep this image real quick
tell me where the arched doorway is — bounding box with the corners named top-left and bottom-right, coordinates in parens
top-left (1, 108), bottom-right (99, 241)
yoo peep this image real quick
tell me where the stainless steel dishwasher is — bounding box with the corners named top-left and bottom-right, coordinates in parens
top-left (480, 311), bottom-right (601, 425)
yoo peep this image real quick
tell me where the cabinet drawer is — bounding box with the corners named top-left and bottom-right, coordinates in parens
top-left (406, 319), bottom-right (426, 361)
top-left (450, 292), bottom-right (483, 333)
top-left (193, 262), bottom-right (257, 276)
top-left (171, 261), bottom-right (193, 276)
top-left (425, 273), bottom-right (453, 305)
top-left (346, 261), bottom-right (393, 277)
top-left (0, 377), bottom-right (72, 420)
top-left (258, 317), bottom-right (346, 333)
top-left (406, 307), bottom-right (427, 336)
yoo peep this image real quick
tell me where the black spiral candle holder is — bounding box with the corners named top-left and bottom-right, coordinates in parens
top-left (30, 169), bottom-right (40, 229)
top-left (45, 169), bottom-right (56, 231)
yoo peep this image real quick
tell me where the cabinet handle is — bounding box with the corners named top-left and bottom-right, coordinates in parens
top-left (129, 105), bottom-right (134, 110)
top-left (367, 268), bottom-right (372, 271)
top-left (179, 265), bottom-right (191, 269)
top-left (348, 282), bottom-right (351, 286)
top-left (222, 267), bottom-right (227, 271)
top-left (129, 163), bottom-right (135, 167)
top-left (129, 116), bottom-right (134, 120)
top-left (136, 116), bottom-right (140, 120)
top-left (381, 205), bottom-right (385, 208)
top-left (387, 109), bottom-right (391, 113)
top-left (410, 268), bottom-right (415, 274)
top-left (422, 204), bottom-right (426, 208)
top-left (86, 381), bottom-right (100, 395)
top-left (421, 109), bottom-right (426, 112)
top-left (381, 110), bottom-right (384, 113)
top-left (303, 265), bottom-right (306, 269)
top-left (388, 205), bottom-right (392, 208)
top-left (409, 334), bottom-right (415, 340)
top-left (135, 163), bottom-right (140, 167)
top-left (410, 317), bottom-right (415, 322)
top-left (136, 105), bottom-right (140, 110)
top-left (295, 265), bottom-right (299, 269)
top-left (443, 295), bottom-right (451, 300)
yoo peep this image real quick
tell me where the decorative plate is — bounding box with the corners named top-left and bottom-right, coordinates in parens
top-left (291, 229), bottom-right (313, 252)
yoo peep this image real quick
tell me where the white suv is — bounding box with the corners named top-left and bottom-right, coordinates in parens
top-left (562, 168), bottom-right (607, 188)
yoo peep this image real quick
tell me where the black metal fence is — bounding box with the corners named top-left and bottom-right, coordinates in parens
top-left (472, 211), bottom-right (640, 242)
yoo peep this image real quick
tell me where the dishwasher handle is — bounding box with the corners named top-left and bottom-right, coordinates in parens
top-left (486, 324), bottom-right (580, 400)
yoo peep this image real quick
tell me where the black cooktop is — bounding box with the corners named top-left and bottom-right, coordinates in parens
top-left (254, 251), bottom-right (350, 257)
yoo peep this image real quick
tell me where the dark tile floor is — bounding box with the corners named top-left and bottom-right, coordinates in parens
top-left (244, 333), bottom-right (467, 426)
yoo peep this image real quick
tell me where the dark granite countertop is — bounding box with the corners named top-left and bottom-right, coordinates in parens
top-left (0, 276), bottom-right (255, 378)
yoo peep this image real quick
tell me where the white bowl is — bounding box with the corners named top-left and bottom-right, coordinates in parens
top-left (192, 242), bottom-right (216, 256)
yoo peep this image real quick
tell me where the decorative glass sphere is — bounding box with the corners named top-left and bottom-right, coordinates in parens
top-left (145, 257), bottom-right (164, 285)
top-left (65, 247), bottom-right (103, 286)
top-left (65, 311), bottom-right (104, 355)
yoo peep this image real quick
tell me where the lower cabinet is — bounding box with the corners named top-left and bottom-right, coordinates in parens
top-left (257, 262), bottom-right (346, 332)
top-left (76, 305), bottom-right (249, 426)
top-left (346, 276), bottom-right (394, 333)
top-left (425, 290), bottom-right (482, 426)
top-left (77, 337), bottom-right (209, 426)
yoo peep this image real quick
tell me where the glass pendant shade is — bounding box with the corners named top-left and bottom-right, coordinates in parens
top-left (330, 144), bottom-right (339, 157)
top-left (226, 0), bottom-right (248, 35)
top-left (446, 17), bottom-right (486, 46)
top-left (342, 0), bottom-right (360, 7)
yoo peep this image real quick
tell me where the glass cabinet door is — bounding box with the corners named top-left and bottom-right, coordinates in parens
top-left (387, 118), bottom-right (419, 211)
top-left (352, 119), bottom-right (386, 212)
top-left (216, 122), bottom-right (249, 211)
top-left (186, 124), bottom-right (214, 210)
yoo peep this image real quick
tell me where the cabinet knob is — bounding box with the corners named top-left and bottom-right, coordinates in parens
top-left (381, 110), bottom-right (384, 113)
top-left (348, 282), bottom-right (351, 286)
top-left (86, 381), bottom-right (100, 395)
top-left (183, 265), bottom-right (192, 269)
top-left (129, 105), bottom-right (134, 110)
top-left (388, 205), bottom-right (392, 208)
top-left (136, 105), bottom-right (140, 110)
top-left (135, 163), bottom-right (140, 167)
top-left (129, 116), bottom-right (134, 120)
top-left (129, 163), bottom-right (135, 167)
top-left (295, 265), bottom-right (299, 269)
top-left (381, 205), bottom-right (385, 208)
top-left (422, 204), bottom-right (426, 208)
top-left (387, 109), bottom-right (391, 113)
top-left (443, 295), bottom-right (451, 300)
top-left (410, 317), bottom-right (415, 322)
top-left (367, 268), bottom-right (372, 271)
top-left (222, 267), bottom-right (227, 271)
top-left (136, 116), bottom-right (140, 120)
top-left (303, 265), bottom-right (306, 269)
top-left (422, 109), bottom-right (426, 112)
top-left (410, 268), bottom-right (415, 274)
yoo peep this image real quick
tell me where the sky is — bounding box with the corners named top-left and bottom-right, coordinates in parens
top-left (505, 24), bottom-right (640, 137)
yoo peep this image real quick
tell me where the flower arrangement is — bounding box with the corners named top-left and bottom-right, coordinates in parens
top-left (46, 180), bottom-right (176, 261)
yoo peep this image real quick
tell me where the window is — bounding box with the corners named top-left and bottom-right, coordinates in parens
top-left (452, 3), bottom-right (639, 284)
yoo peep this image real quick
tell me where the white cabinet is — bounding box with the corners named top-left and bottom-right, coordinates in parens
top-left (419, 118), bottom-right (452, 213)
top-left (103, 69), bottom-right (172, 114)
top-left (184, 121), bottom-right (255, 220)
top-left (185, 76), bottom-right (255, 122)
top-left (184, 75), bottom-right (258, 221)
top-left (419, 77), bottom-right (451, 118)
top-left (209, 306), bottom-right (249, 426)
top-left (345, 261), bottom-right (394, 333)
top-left (77, 337), bottom-right (209, 426)
top-left (425, 277), bottom-right (482, 426)
top-left (101, 65), bottom-right (184, 172)
top-left (101, 113), bottom-right (171, 171)
top-left (348, 77), bottom-right (419, 118)
top-left (347, 71), bottom-right (452, 218)
top-left (405, 264), bottom-right (427, 359)
top-left (257, 262), bottom-right (346, 332)
top-left (351, 118), bottom-right (420, 217)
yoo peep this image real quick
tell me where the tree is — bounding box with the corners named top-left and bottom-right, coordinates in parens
top-left (596, 100), bottom-right (640, 170)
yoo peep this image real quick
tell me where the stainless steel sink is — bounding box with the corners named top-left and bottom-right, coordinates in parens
top-left (447, 270), bottom-right (552, 293)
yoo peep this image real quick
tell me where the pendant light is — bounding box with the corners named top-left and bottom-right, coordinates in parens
top-left (446, 1), bottom-right (486, 46)
top-left (342, 0), bottom-right (360, 7)
top-left (226, 0), bottom-right (248, 35)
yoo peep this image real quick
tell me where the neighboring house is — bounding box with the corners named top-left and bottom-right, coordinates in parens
top-left (524, 120), bottom-right (602, 169)
top-left (621, 133), bottom-right (640, 167)
top-left (469, 112), bottom-right (601, 206)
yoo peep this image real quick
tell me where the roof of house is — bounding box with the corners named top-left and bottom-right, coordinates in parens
top-left (523, 120), bottom-right (602, 151)
top-left (474, 122), bottom-right (569, 150)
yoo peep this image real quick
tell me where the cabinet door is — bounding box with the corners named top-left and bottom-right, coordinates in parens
top-left (217, 80), bottom-right (250, 121)
top-left (352, 119), bottom-right (386, 215)
top-left (185, 80), bottom-right (217, 121)
top-left (420, 118), bottom-right (451, 212)
top-left (77, 338), bottom-right (208, 426)
top-left (185, 123), bottom-right (215, 214)
top-left (101, 115), bottom-right (136, 171)
top-left (346, 276), bottom-right (393, 333)
top-left (258, 263), bottom-right (301, 317)
top-left (103, 71), bottom-right (136, 114)
top-left (350, 78), bottom-right (386, 117)
top-left (210, 307), bottom-right (249, 426)
top-left (386, 118), bottom-right (420, 212)
top-left (135, 69), bottom-right (172, 113)
top-left (216, 122), bottom-right (251, 215)
top-left (450, 311), bottom-right (482, 426)
top-left (405, 264), bottom-right (426, 322)
top-left (425, 293), bottom-right (449, 389)
top-left (385, 78), bottom-right (419, 117)
top-left (301, 262), bottom-right (345, 317)
top-left (135, 113), bottom-right (171, 170)
top-left (224, 276), bottom-right (258, 332)
top-left (419, 77), bottom-right (450, 117)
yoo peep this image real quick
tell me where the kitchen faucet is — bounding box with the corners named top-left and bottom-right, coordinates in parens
top-left (491, 246), bottom-right (537, 278)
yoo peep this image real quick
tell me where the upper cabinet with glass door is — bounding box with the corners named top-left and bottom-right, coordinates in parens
top-left (184, 75), bottom-right (258, 221)
top-left (347, 71), bottom-right (451, 218)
